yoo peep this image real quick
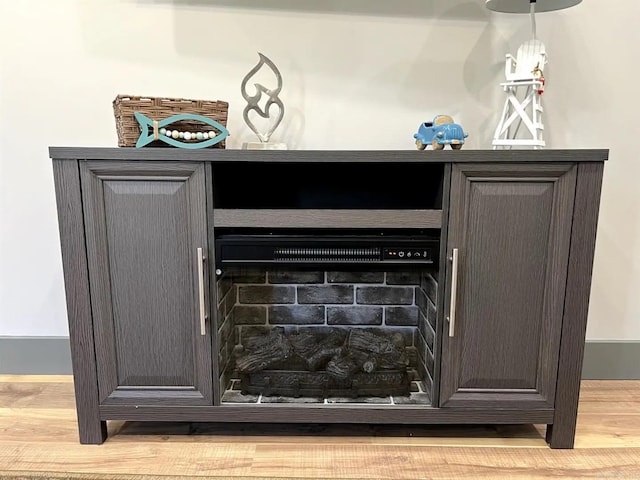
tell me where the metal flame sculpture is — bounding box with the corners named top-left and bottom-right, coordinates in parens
top-left (241, 53), bottom-right (285, 144)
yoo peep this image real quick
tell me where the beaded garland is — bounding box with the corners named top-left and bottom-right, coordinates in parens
top-left (159, 128), bottom-right (219, 142)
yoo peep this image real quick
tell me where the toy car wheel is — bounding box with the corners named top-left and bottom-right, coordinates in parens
top-left (416, 139), bottom-right (426, 150)
top-left (451, 144), bottom-right (462, 150)
top-left (432, 140), bottom-right (445, 150)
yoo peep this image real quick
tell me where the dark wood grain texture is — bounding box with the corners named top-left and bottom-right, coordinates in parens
top-left (52, 160), bottom-right (107, 444)
top-left (99, 404), bottom-right (554, 424)
top-left (79, 161), bottom-right (213, 408)
top-left (213, 209), bottom-right (442, 229)
top-left (50, 149), bottom-right (608, 449)
top-left (440, 163), bottom-right (576, 409)
top-left (49, 147), bottom-right (609, 163)
top-left (548, 162), bottom-right (605, 449)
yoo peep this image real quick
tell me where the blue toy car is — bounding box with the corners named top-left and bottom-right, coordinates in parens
top-left (414, 115), bottom-right (468, 150)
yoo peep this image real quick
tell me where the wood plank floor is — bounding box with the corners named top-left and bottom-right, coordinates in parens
top-left (1, 376), bottom-right (639, 479)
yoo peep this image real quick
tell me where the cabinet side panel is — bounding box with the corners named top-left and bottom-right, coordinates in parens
top-left (549, 162), bottom-right (605, 449)
top-left (103, 180), bottom-right (195, 386)
top-left (52, 159), bottom-right (107, 444)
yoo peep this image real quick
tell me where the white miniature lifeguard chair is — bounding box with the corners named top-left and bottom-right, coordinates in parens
top-left (493, 39), bottom-right (547, 149)
top-left (486, 0), bottom-right (583, 150)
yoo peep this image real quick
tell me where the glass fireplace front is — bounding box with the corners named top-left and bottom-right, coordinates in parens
top-left (215, 267), bottom-right (438, 406)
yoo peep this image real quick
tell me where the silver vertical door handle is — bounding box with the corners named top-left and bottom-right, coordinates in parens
top-left (197, 247), bottom-right (207, 336)
top-left (448, 248), bottom-right (459, 338)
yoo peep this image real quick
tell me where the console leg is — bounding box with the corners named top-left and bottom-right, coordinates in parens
top-left (546, 420), bottom-right (576, 449)
top-left (78, 419), bottom-right (108, 445)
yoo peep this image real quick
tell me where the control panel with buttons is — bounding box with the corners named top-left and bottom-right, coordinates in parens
top-left (383, 248), bottom-right (433, 262)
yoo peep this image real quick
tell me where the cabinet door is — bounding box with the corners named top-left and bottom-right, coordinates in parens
top-left (81, 161), bottom-right (213, 406)
top-left (440, 163), bottom-right (576, 409)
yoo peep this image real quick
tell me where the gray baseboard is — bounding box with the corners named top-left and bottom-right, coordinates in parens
top-left (581, 342), bottom-right (640, 380)
top-left (1, 337), bottom-right (639, 379)
top-left (0, 337), bottom-right (72, 374)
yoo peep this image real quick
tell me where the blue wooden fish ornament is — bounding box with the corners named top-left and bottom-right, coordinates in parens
top-left (134, 112), bottom-right (229, 149)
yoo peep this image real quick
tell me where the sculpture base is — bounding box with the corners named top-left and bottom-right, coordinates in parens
top-left (242, 142), bottom-right (288, 150)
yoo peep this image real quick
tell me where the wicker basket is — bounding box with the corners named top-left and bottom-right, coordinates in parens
top-left (113, 95), bottom-right (229, 148)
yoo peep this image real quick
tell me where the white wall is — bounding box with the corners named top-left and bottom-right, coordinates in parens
top-left (0, 0), bottom-right (637, 339)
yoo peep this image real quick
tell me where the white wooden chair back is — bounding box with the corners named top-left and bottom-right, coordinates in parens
top-left (507, 39), bottom-right (547, 81)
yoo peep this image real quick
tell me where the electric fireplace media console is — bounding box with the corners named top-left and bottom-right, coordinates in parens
top-left (50, 147), bottom-right (608, 448)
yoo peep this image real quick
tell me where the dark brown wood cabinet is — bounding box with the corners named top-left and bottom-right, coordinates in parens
top-left (79, 161), bottom-right (213, 406)
top-left (50, 148), bottom-right (607, 449)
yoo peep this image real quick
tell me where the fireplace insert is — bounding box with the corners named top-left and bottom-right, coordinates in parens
top-left (214, 230), bottom-right (440, 407)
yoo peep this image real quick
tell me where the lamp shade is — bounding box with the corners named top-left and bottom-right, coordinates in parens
top-left (485, 0), bottom-right (582, 13)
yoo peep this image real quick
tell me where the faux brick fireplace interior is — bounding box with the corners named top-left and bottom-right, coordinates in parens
top-left (216, 268), bottom-right (439, 405)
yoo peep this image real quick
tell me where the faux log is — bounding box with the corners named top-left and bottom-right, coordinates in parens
top-left (347, 330), bottom-right (404, 354)
top-left (289, 329), bottom-right (347, 371)
top-left (307, 347), bottom-right (344, 371)
top-left (240, 369), bottom-right (411, 397)
top-left (236, 331), bottom-right (293, 373)
top-left (346, 330), bottom-right (408, 370)
top-left (326, 356), bottom-right (360, 380)
top-left (287, 331), bottom-right (319, 358)
top-left (235, 327), bottom-right (413, 397)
